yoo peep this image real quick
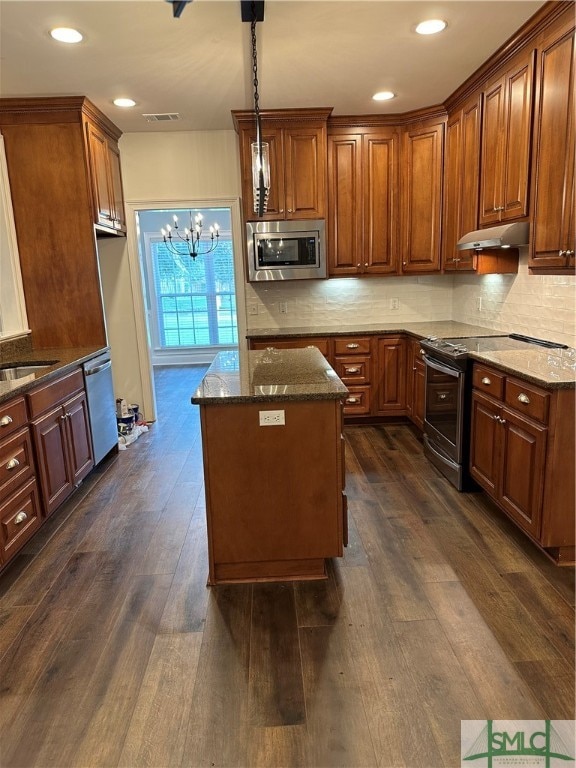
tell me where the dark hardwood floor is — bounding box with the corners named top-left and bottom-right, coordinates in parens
top-left (0, 365), bottom-right (574, 768)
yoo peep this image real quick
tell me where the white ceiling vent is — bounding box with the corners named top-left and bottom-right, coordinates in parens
top-left (142, 113), bottom-right (182, 122)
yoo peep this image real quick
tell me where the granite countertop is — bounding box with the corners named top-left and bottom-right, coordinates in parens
top-left (246, 321), bottom-right (507, 340)
top-left (0, 346), bottom-right (109, 404)
top-left (192, 348), bottom-right (349, 405)
top-left (246, 322), bottom-right (576, 390)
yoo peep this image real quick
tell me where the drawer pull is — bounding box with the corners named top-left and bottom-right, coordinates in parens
top-left (0, 415), bottom-right (13, 427)
top-left (346, 343), bottom-right (360, 349)
top-left (14, 511), bottom-right (28, 525)
top-left (481, 377), bottom-right (491, 385)
top-left (346, 367), bottom-right (360, 374)
top-left (5, 458), bottom-right (20, 470)
top-left (517, 393), bottom-right (531, 405)
top-left (438, 393), bottom-right (448, 401)
top-left (346, 397), bottom-right (359, 404)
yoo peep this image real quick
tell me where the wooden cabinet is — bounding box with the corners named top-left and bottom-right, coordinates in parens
top-left (529, 16), bottom-right (575, 273)
top-left (0, 396), bottom-right (41, 565)
top-left (233, 109), bottom-right (331, 222)
top-left (406, 338), bottom-right (426, 430)
top-left (29, 369), bottom-right (94, 517)
top-left (85, 120), bottom-right (126, 233)
top-left (333, 336), bottom-right (373, 416)
top-left (250, 336), bottom-right (330, 358)
top-left (327, 127), bottom-right (399, 276)
top-left (375, 336), bottom-right (407, 415)
top-left (479, 49), bottom-right (535, 225)
top-left (400, 118), bottom-right (445, 273)
top-left (470, 363), bottom-right (575, 564)
top-left (0, 96), bottom-right (126, 348)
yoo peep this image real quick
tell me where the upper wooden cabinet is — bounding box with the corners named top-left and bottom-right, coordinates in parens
top-left (232, 109), bottom-right (331, 222)
top-left (529, 14), bottom-right (575, 274)
top-left (479, 49), bottom-right (535, 226)
top-left (400, 118), bottom-right (445, 274)
top-left (0, 96), bottom-right (125, 348)
top-left (442, 95), bottom-right (482, 272)
top-left (327, 127), bottom-right (399, 276)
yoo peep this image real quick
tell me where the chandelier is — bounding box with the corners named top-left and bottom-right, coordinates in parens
top-left (161, 212), bottom-right (220, 260)
top-left (249, 2), bottom-right (270, 216)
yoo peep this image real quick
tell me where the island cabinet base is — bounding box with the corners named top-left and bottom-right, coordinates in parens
top-left (199, 399), bottom-right (345, 585)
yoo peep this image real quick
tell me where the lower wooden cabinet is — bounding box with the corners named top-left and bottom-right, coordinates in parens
top-left (406, 338), bottom-right (426, 430)
top-left (470, 363), bottom-right (574, 563)
top-left (375, 336), bottom-right (407, 415)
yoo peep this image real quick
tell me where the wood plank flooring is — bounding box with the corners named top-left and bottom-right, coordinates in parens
top-left (0, 365), bottom-right (574, 768)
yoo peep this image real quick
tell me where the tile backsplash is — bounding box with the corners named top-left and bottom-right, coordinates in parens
top-left (245, 251), bottom-right (576, 348)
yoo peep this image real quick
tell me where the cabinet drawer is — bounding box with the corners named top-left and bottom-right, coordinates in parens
top-left (334, 337), bottom-right (371, 355)
top-left (0, 397), bottom-right (27, 437)
top-left (334, 356), bottom-right (371, 384)
top-left (505, 378), bottom-right (550, 424)
top-left (251, 338), bottom-right (330, 357)
top-left (0, 478), bottom-right (42, 560)
top-left (473, 365), bottom-right (505, 399)
top-left (343, 386), bottom-right (371, 415)
top-left (0, 428), bottom-right (35, 501)
top-left (28, 369), bottom-right (84, 419)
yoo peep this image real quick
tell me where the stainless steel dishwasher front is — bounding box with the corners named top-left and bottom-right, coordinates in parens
top-left (83, 353), bottom-right (118, 464)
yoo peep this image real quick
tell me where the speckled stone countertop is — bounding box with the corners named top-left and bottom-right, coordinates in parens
top-left (246, 322), bottom-right (576, 390)
top-left (0, 346), bottom-right (109, 405)
top-left (246, 321), bottom-right (507, 340)
top-left (192, 348), bottom-right (348, 404)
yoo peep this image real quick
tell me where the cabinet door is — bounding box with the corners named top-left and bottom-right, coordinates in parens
top-left (470, 391), bottom-right (501, 495)
top-left (364, 132), bottom-right (399, 274)
top-left (65, 391), bottom-right (94, 486)
top-left (401, 121), bottom-right (444, 273)
top-left (239, 126), bottom-right (284, 220)
top-left (284, 126), bottom-right (326, 219)
top-left (32, 406), bottom-right (73, 516)
top-left (107, 142), bottom-right (126, 233)
top-left (86, 122), bottom-right (114, 229)
top-left (530, 26), bottom-right (575, 270)
top-left (412, 358), bottom-right (426, 431)
top-left (375, 337), bottom-right (406, 413)
top-left (499, 406), bottom-right (547, 538)
top-left (480, 77), bottom-right (506, 225)
top-left (443, 97), bottom-right (482, 271)
top-left (327, 134), bottom-right (363, 275)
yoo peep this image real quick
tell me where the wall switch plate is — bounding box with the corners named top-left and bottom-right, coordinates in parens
top-left (259, 410), bottom-right (285, 426)
top-left (390, 298), bottom-right (399, 310)
top-left (248, 303), bottom-right (259, 316)
top-left (476, 297), bottom-right (483, 311)
top-left (279, 302), bottom-right (288, 314)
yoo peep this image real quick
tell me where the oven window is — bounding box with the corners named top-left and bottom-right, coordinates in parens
top-left (425, 368), bottom-right (460, 447)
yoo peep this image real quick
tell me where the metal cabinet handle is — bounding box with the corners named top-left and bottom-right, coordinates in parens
top-left (494, 206), bottom-right (504, 212)
top-left (364, 262), bottom-right (368, 267)
top-left (492, 414), bottom-right (500, 421)
top-left (287, 208), bottom-right (293, 213)
top-left (357, 263), bottom-right (361, 268)
top-left (500, 417), bottom-right (507, 425)
top-left (14, 511), bottom-right (28, 525)
top-left (438, 393), bottom-right (448, 401)
top-left (517, 393), bottom-right (530, 404)
top-left (5, 458), bottom-right (20, 470)
top-left (346, 397), bottom-right (359, 404)
top-left (566, 250), bottom-right (575, 257)
top-left (559, 250), bottom-right (567, 257)
top-left (481, 377), bottom-right (491, 385)
top-left (420, 349), bottom-right (426, 355)
top-left (0, 415), bottom-right (13, 427)
top-left (346, 343), bottom-right (360, 349)
top-left (346, 367), bottom-right (360, 374)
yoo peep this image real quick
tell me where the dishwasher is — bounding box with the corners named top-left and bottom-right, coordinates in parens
top-left (83, 352), bottom-right (118, 464)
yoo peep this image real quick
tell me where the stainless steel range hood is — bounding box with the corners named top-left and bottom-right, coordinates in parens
top-left (456, 222), bottom-right (529, 251)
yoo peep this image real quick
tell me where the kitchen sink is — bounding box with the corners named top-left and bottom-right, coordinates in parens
top-left (0, 361), bottom-right (59, 381)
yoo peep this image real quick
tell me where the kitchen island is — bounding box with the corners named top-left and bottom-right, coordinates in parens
top-left (192, 347), bottom-right (348, 585)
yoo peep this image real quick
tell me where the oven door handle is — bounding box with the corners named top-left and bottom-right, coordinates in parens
top-left (422, 353), bottom-right (462, 378)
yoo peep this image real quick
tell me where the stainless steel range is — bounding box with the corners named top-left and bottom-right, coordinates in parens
top-left (419, 333), bottom-right (568, 490)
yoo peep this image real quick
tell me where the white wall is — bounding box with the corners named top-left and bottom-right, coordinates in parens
top-left (98, 130), bottom-right (242, 419)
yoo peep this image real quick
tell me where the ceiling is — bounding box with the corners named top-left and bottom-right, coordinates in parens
top-left (0, 0), bottom-right (546, 134)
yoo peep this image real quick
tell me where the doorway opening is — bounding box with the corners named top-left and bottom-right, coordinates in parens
top-left (137, 206), bottom-right (238, 366)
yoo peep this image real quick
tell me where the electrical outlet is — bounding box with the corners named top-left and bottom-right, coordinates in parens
top-left (248, 303), bottom-right (259, 316)
top-left (259, 410), bottom-right (285, 426)
top-left (279, 301), bottom-right (288, 314)
top-left (390, 298), bottom-right (399, 310)
top-left (476, 297), bottom-right (483, 311)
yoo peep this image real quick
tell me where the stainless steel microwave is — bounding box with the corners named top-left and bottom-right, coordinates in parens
top-left (246, 220), bottom-right (326, 281)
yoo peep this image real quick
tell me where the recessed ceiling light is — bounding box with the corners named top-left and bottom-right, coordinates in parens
top-left (113, 98), bottom-right (137, 108)
top-left (373, 91), bottom-right (396, 102)
top-left (415, 19), bottom-right (447, 35)
top-left (50, 27), bottom-right (83, 44)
